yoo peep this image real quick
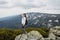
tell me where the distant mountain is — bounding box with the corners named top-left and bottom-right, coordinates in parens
top-left (0, 12), bottom-right (60, 29)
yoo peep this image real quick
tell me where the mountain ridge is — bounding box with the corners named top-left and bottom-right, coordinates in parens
top-left (0, 12), bottom-right (60, 29)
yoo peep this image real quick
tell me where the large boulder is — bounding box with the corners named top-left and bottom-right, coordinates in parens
top-left (48, 26), bottom-right (60, 40)
top-left (15, 34), bottom-right (27, 40)
top-left (50, 26), bottom-right (60, 37)
top-left (49, 33), bottom-right (56, 40)
top-left (27, 30), bottom-right (44, 40)
top-left (15, 30), bottom-right (44, 40)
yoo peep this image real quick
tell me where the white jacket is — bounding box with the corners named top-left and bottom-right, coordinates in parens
top-left (22, 17), bottom-right (27, 26)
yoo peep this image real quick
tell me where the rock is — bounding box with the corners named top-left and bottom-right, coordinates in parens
top-left (44, 38), bottom-right (50, 40)
top-left (15, 35), bottom-right (21, 40)
top-left (49, 33), bottom-right (56, 40)
top-left (15, 26), bottom-right (60, 40)
top-left (39, 37), bottom-right (45, 40)
top-left (15, 30), bottom-right (44, 40)
top-left (57, 37), bottom-right (60, 40)
top-left (48, 26), bottom-right (60, 40)
top-left (50, 26), bottom-right (60, 35)
top-left (20, 34), bottom-right (27, 40)
top-left (15, 34), bottom-right (27, 40)
top-left (27, 30), bottom-right (44, 40)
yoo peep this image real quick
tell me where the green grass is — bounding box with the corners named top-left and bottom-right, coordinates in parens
top-left (0, 27), bottom-right (49, 40)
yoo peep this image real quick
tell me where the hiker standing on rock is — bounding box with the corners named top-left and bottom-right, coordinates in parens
top-left (21, 13), bottom-right (27, 34)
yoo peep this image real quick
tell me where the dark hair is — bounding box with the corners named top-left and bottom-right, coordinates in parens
top-left (23, 13), bottom-right (27, 17)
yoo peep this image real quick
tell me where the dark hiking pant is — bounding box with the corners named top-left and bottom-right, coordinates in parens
top-left (22, 24), bottom-right (27, 34)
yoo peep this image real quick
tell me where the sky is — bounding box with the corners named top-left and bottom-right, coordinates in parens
top-left (0, 0), bottom-right (60, 18)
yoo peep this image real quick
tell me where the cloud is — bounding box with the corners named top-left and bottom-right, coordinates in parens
top-left (0, 0), bottom-right (60, 10)
top-left (0, 0), bottom-right (60, 18)
top-left (0, 1), bottom-right (7, 4)
top-left (48, 0), bottom-right (60, 6)
top-left (47, 0), bottom-right (60, 10)
top-left (0, 0), bottom-right (16, 8)
top-left (15, 0), bottom-right (60, 10)
top-left (16, 0), bottom-right (47, 9)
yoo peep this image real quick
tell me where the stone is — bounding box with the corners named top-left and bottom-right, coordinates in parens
top-left (15, 34), bottom-right (27, 40)
top-left (57, 37), bottom-right (60, 40)
top-left (49, 33), bottom-right (56, 40)
top-left (44, 38), bottom-right (50, 40)
top-left (15, 30), bottom-right (44, 40)
top-left (48, 26), bottom-right (60, 40)
top-left (27, 31), bottom-right (44, 40)
top-left (15, 35), bottom-right (21, 40)
top-left (15, 26), bottom-right (60, 40)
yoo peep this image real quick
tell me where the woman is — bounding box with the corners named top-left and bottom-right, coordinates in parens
top-left (21, 13), bottom-right (27, 34)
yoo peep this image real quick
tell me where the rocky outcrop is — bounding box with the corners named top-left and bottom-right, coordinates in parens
top-left (15, 30), bottom-right (44, 40)
top-left (27, 31), bottom-right (44, 40)
top-left (15, 26), bottom-right (60, 40)
top-left (15, 34), bottom-right (27, 40)
top-left (48, 26), bottom-right (60, 40)
top-left (44, 26), bottom-right (60, 40)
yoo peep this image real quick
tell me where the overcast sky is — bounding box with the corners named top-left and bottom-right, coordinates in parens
top-left (0, 0), bottom-right (60, 18)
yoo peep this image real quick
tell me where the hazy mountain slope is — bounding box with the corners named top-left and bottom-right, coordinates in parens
top-left (0, 12), bottom-right (60, 29)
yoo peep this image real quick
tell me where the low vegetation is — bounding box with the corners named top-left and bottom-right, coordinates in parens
top-left (0, 28), bottom-right (49, 40)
